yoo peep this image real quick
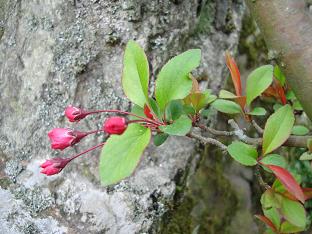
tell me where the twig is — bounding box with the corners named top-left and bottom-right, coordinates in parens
top-left (196, 124), bottom-right (234, 136)
top-left (251, 120), bottom-right (264, 134)
top-left (255, 165), bottom-right (271, 190)
top-left (188, 132), bottom-right (227, 152)
top-left (228, 119), bottom-right (261, 146)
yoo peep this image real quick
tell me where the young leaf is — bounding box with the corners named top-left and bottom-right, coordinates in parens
top-left (211, 99), bottom-right (242, 114)
top-left (153, 133), bottom-right (169, 146)
top-left (227, 141), bottom-right (258, 166)
top-left (248, 107), bottom-right (267, 116)
top-left (265, 165), bottom-right (305, 203)
top-left (99, 124), bottom-right (151, 186)
top-left (280, 197), bottom-right (306, 228)
top-left (263, 207), bottom-right (281, 230)
top-left (246, 65), bottom-right (273, 105)
top-left (219, 89), bottom-right (237, 99)
top-left (262, 104), bottom-right (295, 155)
top-left (292, 125), bottom-right (309, 136)
top-left (225, 51), bottom-right (242, 96)
top-left (184, 90), bottom-right (216, 112)
top-left (299, 152), bottom-right (312, 161)
top-left (159, 115), bottom-right (192, 136)
top-left (254, 215), bottom-right (277, 232)
top-left (155, 49), bottom-right (201, 110)
top-left (122, 40), bottom-right (149, 107)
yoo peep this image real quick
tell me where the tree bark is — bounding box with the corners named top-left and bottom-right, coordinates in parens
top-left (245, 0), bottom-right (312, 120)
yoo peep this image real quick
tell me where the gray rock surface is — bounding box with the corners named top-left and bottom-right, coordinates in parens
top-left (0, 0), bottom-right (245, 233)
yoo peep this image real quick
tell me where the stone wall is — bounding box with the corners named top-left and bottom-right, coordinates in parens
top-left (0, 0), bottom-right (245, 233)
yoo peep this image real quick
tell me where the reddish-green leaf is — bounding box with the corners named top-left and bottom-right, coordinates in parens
top-left (255, 215), bottom-right (277, 232)
top-left (225, 51), bottom-right (242, 96)
top-left (262, 104), bottom-right (294, 155)
top-left (265, 165), bottom-right (305, 203)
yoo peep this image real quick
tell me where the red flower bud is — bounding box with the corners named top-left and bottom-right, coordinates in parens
top-left (48, 128), bottom-right (87, 150)
top-left (103, 117), bottom-right (127, 135)
top-left (65, 105), bottom-right (87, 122)
top-left (40, 158), bottom-right (70, 176)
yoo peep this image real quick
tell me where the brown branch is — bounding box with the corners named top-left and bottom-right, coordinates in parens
top-left (188, 132), bottom-right (228, 152)
top-left (251, 120), bottom-right (264, 135)
top-left (196, 124), bottom-right (234, 136)
top-left (245, 0), bottom-right (312, 121)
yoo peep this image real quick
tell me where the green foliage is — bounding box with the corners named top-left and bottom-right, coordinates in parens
top-left (129, 104), bottom-right (145, 120)
top-left (274, 65), bottom-right (286, 86)
top-left (154, 133), bottom-right (169, 146)
top-left (219, 89), bottom-right (237, 99)
top-left (262, 104), bottom-right (295, 155)
top-left (148, 97), bottom-right (162, 120)
top-left (211, 99), bottom-right (242, 114)
top-left (246, 65), bottom-right (273, 105)
top-left (280, 197), bottom-right (306, 229)
top-left (165, 100), bottom-right (184, 121)
top-left (248, 107), bottom-right (267, 116)
top-left (155, 49), bottom-right (201, 111)
top-left (299, 152), bottom-right (312, 161)
top-left (227, 141), bottom-right (258, 166)
top-left (260, 154), bottom-right (287, 171)
top-left (122, 41), bottom-right (149, 107)
top-left (292, 125), bottom-right (309, 136)
top-left (99, 124), bottom-right (151, 185)
top-left (159, 115), bottom-right (192, 136)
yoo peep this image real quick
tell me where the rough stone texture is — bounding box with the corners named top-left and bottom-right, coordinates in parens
top-left (0, 0), bottom-right (245, 233)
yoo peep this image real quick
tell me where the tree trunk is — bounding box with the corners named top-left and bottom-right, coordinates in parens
top-left (0, 0), bottom-right (246, 233)
top-left (245, 0), bottom-right (312, 120)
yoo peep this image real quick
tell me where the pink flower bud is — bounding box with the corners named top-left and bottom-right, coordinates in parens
top-left (65, 105), bottom-right (87, 122)
top-left (40, 158), bottom-right (70, 176)
top-left (103, 117), bottom-right (127, 135)
top-left (48, 128), bottom-right (87, 150)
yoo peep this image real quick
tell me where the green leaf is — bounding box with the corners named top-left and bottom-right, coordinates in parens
top-left (183, 104), bottom-right (196, 115)
top-left (286, 90), bottom-right (296, 100)
top-left (246, 65), bottom-right (273, 105)
top-left (99, 124), bottom-right (151, 186)
top-left (292, 125), bottom-right (309, 136)
top-left (165, 100), bottom-right (184, 121)
top-left (260, 154), bottom-right (287, 173)
top-left (148, 97), bottom-right (162, 120)
top-left (155, 49), bottom-right (201, 110)
top-left (273, 103), bottom-right (282, 111)
top-left (227, 141), bottom-right (258, 166)
top-left (129, 104), bottom-right (145, 120)
top-left (262, 104), bottom-right (295, 155)
top-left (274, 65), bottom-right (286, 86)
top-left (122, 40), bottom-right (149, 107)
top-left (280, 197), bottom-right (306, 228)
top-left (153, 133), bottom-right (169, 146)
top-left (263, 207), bottom-right (281, 230)
top-left (219, 89), bottom-right (237, 99)
top-left (293, 100), bottom-right (303, 111)
top-left (299, 152), bottom-right (312, 161)
top-left (260, 154), bottom-right (287, 170)
top-left (280, 221), bottom-right (305, 233)
top-left (211, 99), bottom-right (242, 114)
top-left (248, 107), bottom-right (267, 116)
top-left (159, 115), bottom-right (192, 136)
